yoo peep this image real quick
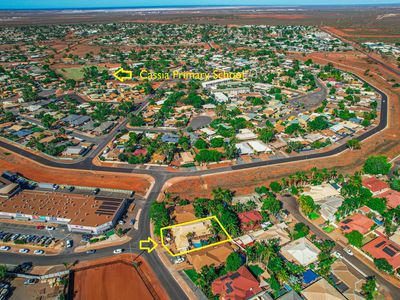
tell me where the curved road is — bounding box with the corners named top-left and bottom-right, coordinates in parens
top-left (0, 73), bottom-right (393, 299)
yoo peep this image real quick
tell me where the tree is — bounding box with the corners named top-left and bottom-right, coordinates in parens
top-left (225, 252), bottom-right (243, 272)
top-left (345, 230), bottom-right (363, 248)
top-left (194, 138), bottom-right (208, 150)
top-left (293, 222), bottom-right (310, 239)
top-left (361, 277), bottom-right (377, 300)
top-left (262, 196), bottom-right (281, 215)
top-left (374, 258), bottom-right (394, 274)
top-left (22, 85), bottom-right (38, 102)
top-left (347, 139), bottom-right (361, 150)
top-left (298, 195), bottom-right (319, 216)
top-left (150, 202), bottom-right (170, 236)
top-left (269, 181), bottom-right (282, 193)
top-left (308, 116), bottom-right (329, 131)
top-left (0, 265), bottom-right (7, 281)
top-left (390, 179), bottom-right (400, 192)
top-left (363, 156), bottom-right (391, 175)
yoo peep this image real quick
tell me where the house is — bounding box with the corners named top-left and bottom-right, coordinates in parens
top-left (275, 290), bottom-right (302, 300)
top-left (211, 265), bottom-right (262, 300)
top-left (280, 237), bottom-right (321, 266)
top-left (362, 236), bottom-right (400, 271)
top-left (251, 223), bottom-right (291, 246)
top-left (331, 260), bottom-right (365, 300)
top-left (301, 278), bottom-right (347, 300)
top-left (187, 243), bottom-right (234, 272)
top-left (171, 219), bottom-right (213, 252)
top-left (362, 177), bottom-right (389, 195)
top-left (376, 189), bottom-right (400, 209)
top-left (171, 204), bottom-right (196, 223)
top-left (338, 213), bottom-right (374, 235)
top-left (238, 211), bottom-right (263, 231)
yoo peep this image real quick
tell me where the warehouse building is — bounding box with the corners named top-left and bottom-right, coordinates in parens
top-left (0, 190), bottom-right (128, 234)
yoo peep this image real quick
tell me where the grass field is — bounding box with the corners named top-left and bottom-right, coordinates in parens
top-left (323, 225), bottom-right (335, 233)
top-left (58, 66), bottom-right (106, 81)
top-left (308, 212), bottom-right (320, 220)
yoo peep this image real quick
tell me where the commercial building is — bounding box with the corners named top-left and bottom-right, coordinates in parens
top-left (0, 190), bottom-right (128, 234)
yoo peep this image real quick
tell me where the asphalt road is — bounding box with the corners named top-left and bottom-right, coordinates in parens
top-left (0, 73), bottom-right (390, 299)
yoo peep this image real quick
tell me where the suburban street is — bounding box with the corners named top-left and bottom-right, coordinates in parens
top-left (0, 67), bottom-right (394, 300)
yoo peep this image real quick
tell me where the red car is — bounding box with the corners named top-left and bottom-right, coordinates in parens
top-left (36, 225), bottom-right (45, 229)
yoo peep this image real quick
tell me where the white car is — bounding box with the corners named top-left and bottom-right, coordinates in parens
top-left (113, 248), bottom-right (123, 254)
top-left (344, 248), bottom-right (354, 256)
top-left (66, 240), bottom-right (73, 248)
top-left (19, 248), bottom-right (29, 254)
top-left (333, 251), bottom-right (343, 259)
top-left (46, 226), bottom-right (55, 231)
top-left (34, 250), bottom-right (44, 255)
top-left (0, 246), bottom-right (10, 251)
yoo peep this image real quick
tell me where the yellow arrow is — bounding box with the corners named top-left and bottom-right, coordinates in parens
top-left (113, 68), bottom-right (132, 82)
top-left (139, 237), bottom-right (158, 253)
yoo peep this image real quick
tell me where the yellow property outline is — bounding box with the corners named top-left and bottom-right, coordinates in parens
top-left (160, 215), bottom-right (233, 257)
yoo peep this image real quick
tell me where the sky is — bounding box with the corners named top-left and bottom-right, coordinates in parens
top-left (1, 0), bottom-right (400, 10)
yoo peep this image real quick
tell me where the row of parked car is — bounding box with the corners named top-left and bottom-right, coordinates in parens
top-left (0, 246), bottom-right (44, 255)
top-left (0, 231), bottom-right (55, 247)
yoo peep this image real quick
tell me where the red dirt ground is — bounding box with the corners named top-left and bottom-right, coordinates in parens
top-left (237, 14), bottom-right (309, 20)
top-left (72, 255), bottom-right (169, 300)
top-left (0, 149), bottom-right (153, 196)
top-left (323, 26), bottom-right (400, 38)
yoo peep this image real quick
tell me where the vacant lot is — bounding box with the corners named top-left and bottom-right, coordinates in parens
top-left (58, 66), bottom-right (106, 81)
top-left (72, 255), bottom-right (168, 300)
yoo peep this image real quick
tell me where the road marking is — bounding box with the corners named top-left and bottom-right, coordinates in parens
top-left (134, 209), bottom-right (142, 230)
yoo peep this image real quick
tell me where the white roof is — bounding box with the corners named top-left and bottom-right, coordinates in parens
top-left (302, 184), bottom-right (340, 201)
top-left (200, 128), bottom-right (216, 136)
top-left (281, 237), bottom-right (321, 266)
top-left (236, 129), bottom-right (258, 141)
top-left (247, 140), bottom-right (272, 153)
top-left (235, 142), bottom-right (254, 155)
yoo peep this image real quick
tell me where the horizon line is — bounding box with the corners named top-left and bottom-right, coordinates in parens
top-left (2, 3), bottom-right (400, 11)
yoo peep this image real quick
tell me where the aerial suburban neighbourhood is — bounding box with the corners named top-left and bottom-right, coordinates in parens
top-left (0, 2), bottom-right (399, 300)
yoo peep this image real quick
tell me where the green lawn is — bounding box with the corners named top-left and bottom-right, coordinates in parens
top-left (308, 212), bottom-right (320, 220)
top-left (248, 265), bottom-right (264, 278)
top-left (323, 225), bottom-right (335, 233)
top-left (58, 66), bottom-right (106, 81)
top-left (184, 269), bottom-right (198, 283)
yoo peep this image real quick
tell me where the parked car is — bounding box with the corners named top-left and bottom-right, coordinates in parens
top-left (333, 251), bottom-right (343, 259)
top-left (36, 225), bottom-right (45, 229)
top-left (118, 220), bottom-right (125, 225)
top-left (129, 219), bottom-right (135, 225)
top-left (52, 184), bottom-right (59, 191)
top-left (344, 248), bottom-right (354, 256)
top-left (68, 186), bottom-right (75, 192)
top-left (33, 250), bottom-right (44, 255)
top-left (92, 188), bottom-right (100, 195)
top-left (66, 240), bottom-right (73, 248)
top-left (45, 226), bottom-right (55, 231)
top-left (23, 279), bottom-right (38, 285)
top-left (86, 249), bottom-right (96, 254)
top-left (0, 246), bottom-right (10, 251)
top-left (113, 248), bottom-right (123, 254)
top-left (19, 249), bottom-right (29, 254)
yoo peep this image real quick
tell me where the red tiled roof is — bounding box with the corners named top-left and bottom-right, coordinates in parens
top-left (212, 266), bottom-right (262, 299)
top-left (362, 177), bottom-right (389, 193)
top-left (338, 213), bottom-right (374, 235)
top-left (362, 236), bottom-right (400, 270)
top-left (377, 189), bottom-right (400, 209)
top-left (132, 148), bottom-right (148, 156)
top-left (238, 211), bottom-right (263, 224)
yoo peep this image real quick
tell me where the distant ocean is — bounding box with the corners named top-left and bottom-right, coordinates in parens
top-left (1, 3), bottom-right (399, 11)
